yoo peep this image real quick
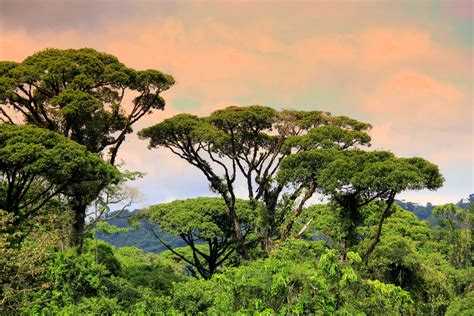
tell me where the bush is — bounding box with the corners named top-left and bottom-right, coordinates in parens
top-left (166, 249), bottom-right (414, 314)
top-left (446, 291), bottom-right (474, 316)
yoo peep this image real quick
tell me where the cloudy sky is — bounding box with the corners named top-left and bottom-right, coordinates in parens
top-left (1, 0), bottom-right (472, 206)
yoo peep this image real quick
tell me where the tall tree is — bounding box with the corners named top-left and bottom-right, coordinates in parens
top-left (0, 124), bottom-right (119, 243)
top-left (0, 48), bottom-right (174, 249)
top-left (279, 149), bottom-right (444, 259)
top-left (139, 105), bottom-right (371, 257)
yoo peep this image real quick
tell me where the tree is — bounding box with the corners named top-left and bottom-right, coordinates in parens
top-left (166, 249), bottom-right (414, 314)
top-left (363, 207), bottom-right (456, 315)
top-left (139, 105), bottom-right (371, 257)
top-left (0, 48), bottom-right (174, 249)
top-left (279, 149), bottom-right (443, 259)
top-left (135, 197), bottom-right (255, 279)
top-left (432, 203), bottom-right (473, 269)
top-left (0, 48), bottom-right (174, 163)
top-left (0, 124), bottom-right (120, 245)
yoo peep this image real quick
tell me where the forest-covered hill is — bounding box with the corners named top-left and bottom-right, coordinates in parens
top-left (96, 211), bottom-right (186, 253)
top-left (98, 194), bottom-right (474, 253)
top-left (396, 193), bottom-right (473, 221)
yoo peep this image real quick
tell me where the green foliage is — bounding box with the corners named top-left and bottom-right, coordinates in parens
top-left (446, 291), bottom-right (474, 316)
top-left (83, 239), bottom-right (122, 276)
top-left (1, 54), bottom-right (469, 315)
top-left (0, 48), bottom-right (174, 158)
top-left (142, 197), bottom-right (254, 239)
top-left (0, 123), bottom-right (121, 253)
top-left (139, 105), bottom-right (373, 257)
top-left (271, 239), bottom-right (327, 261)
top-left (0, 209), bottom-right (71, 312)
top-left (0, 124), bottom-right (119, 216)
top-left (23, 249), bottom-right (111, 313)
top-left (164, 248), bottom-right (414, 314)
top-left (432, 203), bottom-right (473, 268)
top-left (60, 296), bottom-right (121, 316)
top-left (93, 221), bottom-right (131, 235)
top-left (115, 246), bottom-right (186, 293)
top-left (293, 202), bottom-right (471, 315)
top-left (301, 203), bottom-right (355, 250)
top-left (284, 124), bottom-right (371, 151)
top-left (365, 280), bottom-right (414, 314)
top-left (281, 149), bottom-right (443, 197)
top-left (136, 197), bottom-right (256, 279)
top-left (1, 48), bottom-right (174, 250)
top-left (9, 240), bottom-right (181, 315)
top-left (96, 211), bottom-right (186, 253)
top-left (365, 208), bottom-right (457, 314)
top-left (319, 152), bottom-right (443, 193)
top-left (3, 198), bottom-right (472, 315)
top-left (280, 148), bottom-right (443, 258)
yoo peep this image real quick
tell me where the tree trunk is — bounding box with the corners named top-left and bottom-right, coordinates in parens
top-left (70, 203), bottom-right (86, 254)
top-left (364, 192), bottom-right (396, 263)
top-left (262, 229), bottom-right (274, 253)
top-left (280, 220), bottom-right (294, 242)
top-left (280, 185), bottom-right (315, 242)
top-left (230, 210), bottom-right (249, 259)
top-left (221, 190), bottom-right (249, 260)
top-left (296, 218), bottom-right (313, 238)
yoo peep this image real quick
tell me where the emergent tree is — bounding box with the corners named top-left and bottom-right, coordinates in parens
top-left (279, 149), bottom-right (444, 260)
top-left (139, 105), bottom-right (371, 257)
top-left (0, 48), bottom-right (174, 249)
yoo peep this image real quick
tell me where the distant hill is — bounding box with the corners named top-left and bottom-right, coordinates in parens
top-left (394, 200), bottom-right (435, 221)
top-left (98, 194), bottom-right (473, 253)
top-left (96, 210), bottom-right (186, 253)
top-left (456, 193), bottom-right (474, 209)
top-left (396, 193), bottom-right (473, 221)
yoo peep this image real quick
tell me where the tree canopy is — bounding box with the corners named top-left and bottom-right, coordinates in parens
top-left (136, 197), bottom-right (256, 279)
top-left (0, 48), bottom-right (174, 163)
top-left (139, 105), bottom-right (372, 257)
top-left (0, 124), bottom-right (119, 239)
top-left (0, 48), bottom-right (175, 250)
top-left (432, 203), bottom-right (473, 269)
top-left (279, 149), bottom-right (443, 258)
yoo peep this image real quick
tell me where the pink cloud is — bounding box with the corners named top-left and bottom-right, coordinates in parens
top-left (1, 3), bottom-right (472, 204)
top-left (442, 0), bottom-right (473, 20)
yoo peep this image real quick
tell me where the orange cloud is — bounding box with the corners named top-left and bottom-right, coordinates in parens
top-left (358, 28), bottom-right (435, 69)
top-left (361, 70), bottom-right (465, 126)
top-left (1, 3), bottom-right (472, 204)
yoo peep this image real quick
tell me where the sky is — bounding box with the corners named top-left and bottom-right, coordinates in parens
top-left (1, 0), bottom-right (473, 207)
